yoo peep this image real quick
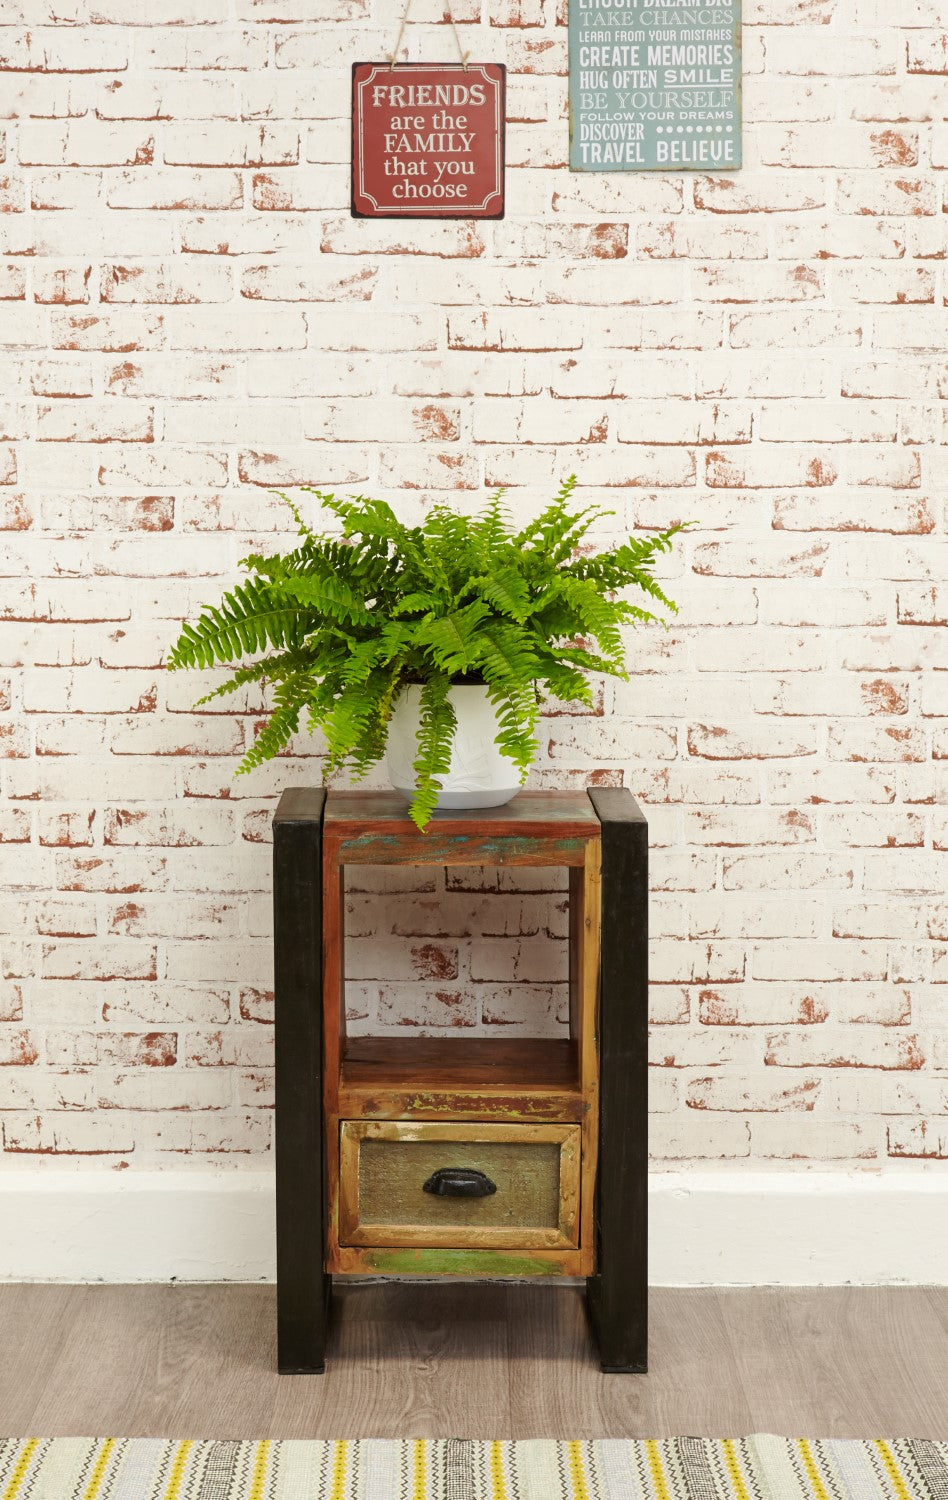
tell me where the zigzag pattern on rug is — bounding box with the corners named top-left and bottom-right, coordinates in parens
top-left (2, 1435), bottom-right (948, 1499)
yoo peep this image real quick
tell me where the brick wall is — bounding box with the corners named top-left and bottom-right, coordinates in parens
top-left (0, 0), bottom-right (946, 1174)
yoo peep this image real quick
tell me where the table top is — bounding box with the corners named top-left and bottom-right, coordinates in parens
top-left (322, 790), bottom-right (604, 865)
top-left (273, 788), bottom-right (645, 860)
top-left (325, 789), bottom-right (598, 833)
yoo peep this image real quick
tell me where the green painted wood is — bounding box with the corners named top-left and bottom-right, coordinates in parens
top-left (359, 1249), bottom-right (567, 1276)
top-left (569, 0), bottom-right (742, 173)
top-left (337, 832), bottom-right (588, 866)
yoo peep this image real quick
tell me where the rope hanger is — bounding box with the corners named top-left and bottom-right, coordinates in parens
top-left (388, 0), bottom-right (471, 71)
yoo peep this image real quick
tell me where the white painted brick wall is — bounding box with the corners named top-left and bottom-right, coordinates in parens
top-left (0, 0), bottom-right (945, 1173)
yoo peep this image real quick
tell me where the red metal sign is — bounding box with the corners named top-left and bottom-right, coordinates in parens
top-left (352, 63), bottom-right (505, 219)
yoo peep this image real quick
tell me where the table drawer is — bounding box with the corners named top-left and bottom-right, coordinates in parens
top-left (338, 1121), bottom-right (580, 1250)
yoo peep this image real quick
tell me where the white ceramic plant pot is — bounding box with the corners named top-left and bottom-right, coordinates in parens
top-left (386, 683), bottom-right (523, 812)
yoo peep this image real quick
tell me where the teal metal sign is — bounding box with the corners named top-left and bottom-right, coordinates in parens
top-left (569, 0), bottom-right (741, 172)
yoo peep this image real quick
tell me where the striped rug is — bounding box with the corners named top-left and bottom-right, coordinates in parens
top-left (2, 1435), bottom-right (947, 1498)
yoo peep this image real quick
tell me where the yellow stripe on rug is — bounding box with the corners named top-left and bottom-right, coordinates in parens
top-left (797, 1437), bottom-right (833, 1500)
top-left (644, 1439), bottom-right (671, 1500)
top-left (248, 1440), bottom-right (272, 1500)
top-left (413, 1439), bottom-right (427, 1500)
top-left (874, 1440), bottom-right (915, 1500)
top-left (566, 1440), bottom-right (590, 1500)
top-left (161, 1439), bottom-right (193, 1500)
top-left (721, 1439), bottom-right (753, 1500)
top-left (1, 1440), bottom-right (40, 1500)
top-left (82, 1439), bottom-right (117, 1500)
top-left (489, 1439), bottom-right (507, 1500)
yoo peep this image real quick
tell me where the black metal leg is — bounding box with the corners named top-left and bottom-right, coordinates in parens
top-left (274, 788), bottom-right (330, 1373)
top-left (587, 789), bottom-right (648, 1373)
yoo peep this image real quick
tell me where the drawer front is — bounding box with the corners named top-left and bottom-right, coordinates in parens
top-left (339, 1121), bottom-right (580, 1250)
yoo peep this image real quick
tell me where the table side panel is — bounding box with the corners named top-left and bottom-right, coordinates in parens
top-left (586, 786), bottom-right (649, 1372)
top-left (273, 787), bottom-right (329, 1373)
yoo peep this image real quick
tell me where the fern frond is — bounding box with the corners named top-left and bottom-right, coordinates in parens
top-left (573, 524), bottom-right (686, 616)
top-left (318, 492), bottom-right (420, 555)
top-left (476, 488), bottom-right (511, 561)
top-left (321, 665), bottom-right (394, 776)
top-left (528, 518), bottom-right (610, 572)
top-left (553, 643), bottom-right (627, 678)
top-left (414, 599), bottom-right (492, 677)
top-left (274, 488), bottom-right (317, 539)
top-left (474, 621), bottom-right (541, 687)
top-left (270, 572), bottom-right (373, 627)
top-left (408, 674), bottom-right (456, 831)
top-left (472, 622), bottom-right (542, 775)
top-left (237, 678), bottom-right (309, 773)
top-left (532, 655), bottom-right (595, 706)
top-left (391, 591), bottom-right (443, 618)
top-left (470, 565), bottom-right (532, 624)
top-left (193, 649), bottom-right (316, 705)
top-left (167, 578), bottom-right (310, 670)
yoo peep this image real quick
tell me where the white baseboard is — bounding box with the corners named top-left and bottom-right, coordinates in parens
top-left (648, 1172), bottom-right (948, 1286)
top-left (0, 1171), bottom-right (946, 1285)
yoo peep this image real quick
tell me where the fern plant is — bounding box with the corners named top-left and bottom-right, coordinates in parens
top-left (167, 479), bottom-right (685, 829)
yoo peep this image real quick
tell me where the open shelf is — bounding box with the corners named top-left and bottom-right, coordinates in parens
top-left (340, 1035), bottom-right (581, 1094)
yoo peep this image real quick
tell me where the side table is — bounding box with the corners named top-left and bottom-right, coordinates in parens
top-left (273, 787), bottom-right (648, 1373)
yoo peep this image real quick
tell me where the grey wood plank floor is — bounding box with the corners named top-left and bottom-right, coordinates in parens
top-left (1, 1283), bottom-right (946, 1439)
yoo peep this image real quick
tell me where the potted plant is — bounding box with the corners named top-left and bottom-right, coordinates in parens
top-left (167, 478), bottom-right (685, 830)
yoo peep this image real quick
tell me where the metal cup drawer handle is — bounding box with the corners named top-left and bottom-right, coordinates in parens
top-left (422, 1167), bottom-right (497, 1199)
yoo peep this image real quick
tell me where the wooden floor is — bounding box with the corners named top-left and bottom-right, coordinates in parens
top-left (1, 1283), bottom-right (946, 1439)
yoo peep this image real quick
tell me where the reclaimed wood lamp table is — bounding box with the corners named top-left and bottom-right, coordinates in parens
top-left (273, 787), bottom-right (648, 1374)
